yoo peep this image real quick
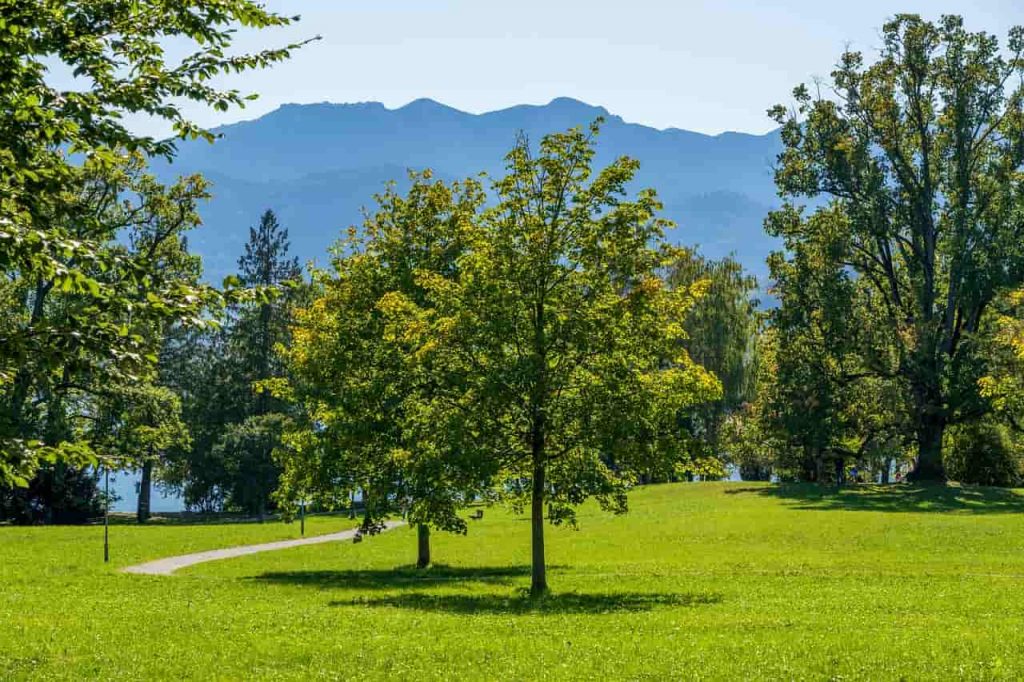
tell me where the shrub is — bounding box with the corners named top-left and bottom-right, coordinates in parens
top-left (943, 421), bottom-right (1022, 487)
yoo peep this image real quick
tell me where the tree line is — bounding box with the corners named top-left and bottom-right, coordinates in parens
top-left (1, 5), bottom-right (1022, 594)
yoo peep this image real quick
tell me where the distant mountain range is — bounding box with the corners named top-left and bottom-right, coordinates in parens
top-left (155, 97), bottom-right (784, 283)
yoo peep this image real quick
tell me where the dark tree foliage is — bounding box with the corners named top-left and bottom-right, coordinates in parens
top-left (235, 210), bottom-right (302, 417)
top-left (0, 465), bottom-right (102, 524)
top-left (162, 211), bottom-right (302, 516)
top-left (0, 0), bottom-right (310, 486)
top-left (768, 15), bottom-right (1024, 480)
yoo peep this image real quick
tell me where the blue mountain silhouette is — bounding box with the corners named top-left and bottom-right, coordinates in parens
top-left (157, 97), bottom-right (783, 282)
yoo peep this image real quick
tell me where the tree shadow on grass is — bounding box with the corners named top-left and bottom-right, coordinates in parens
top-left (250, 564), bottom-right (554, 590)
top-left (330, 590), bottom-right (723, 615)
top-left (725, 483), bottom-right (1024, 514)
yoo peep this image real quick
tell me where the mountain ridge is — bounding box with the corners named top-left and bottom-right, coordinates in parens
top-left (155, 97), bottom-right (784, 282)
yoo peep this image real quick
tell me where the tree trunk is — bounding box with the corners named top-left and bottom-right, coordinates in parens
top-left (530, 295), bottom-right (549, 597)
top-left (880, 457), bottom-right (892, 484)
top-left (416, 524), bottom-right (430, 569)
top-left (530, 459), bottom-right (547, 596)
top-left (137, 460), bottom-right (152, 523)
top-left (911, 416), bottom-right (947, 482)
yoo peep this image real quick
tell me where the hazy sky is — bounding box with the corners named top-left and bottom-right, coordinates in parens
top-left (130, 0), bottom-right (1021, 137)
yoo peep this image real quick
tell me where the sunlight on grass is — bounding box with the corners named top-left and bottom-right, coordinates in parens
top-left (5, 482), bottom-right (1024, 679)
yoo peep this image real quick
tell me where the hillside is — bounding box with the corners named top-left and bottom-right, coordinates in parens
top-left (156, 98), bottom-right (784, 282)
top-left (6, 482), bottom-right (1024, 679)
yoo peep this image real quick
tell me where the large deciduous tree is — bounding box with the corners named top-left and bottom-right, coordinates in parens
top-left (768, 15), bottom-right (1024, 480)
top-left (0, 152), bottom-right (211, 519)
top-left (276, 173), bottom-right (489, 567)
top-left (401, 124), bottom-right (721, 594)
top-left (93, 384), bottom-right (190, 523)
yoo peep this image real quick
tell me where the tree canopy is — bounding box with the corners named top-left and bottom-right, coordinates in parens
top-left (386, 124), bottom-right (721, 593)
top-left (767, 15), bottom-right (1024, 480)
top-left (0, 0), bottom-right (310, 486)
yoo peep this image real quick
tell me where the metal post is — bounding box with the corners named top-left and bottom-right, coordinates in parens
top-left (103, 466), bottom-right (110, 563)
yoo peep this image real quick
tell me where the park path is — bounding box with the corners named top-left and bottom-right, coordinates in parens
top-left (121, 520), bottom-right (406, 576)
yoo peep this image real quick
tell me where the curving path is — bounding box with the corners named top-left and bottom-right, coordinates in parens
top-left (121, 520), bottom-right (406, 576)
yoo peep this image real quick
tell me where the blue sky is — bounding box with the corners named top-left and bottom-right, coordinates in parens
top-left (130, 0), bottom-right (1022, 138)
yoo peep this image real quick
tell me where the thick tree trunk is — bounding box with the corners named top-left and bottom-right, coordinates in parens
top-left (880, 457), bottom-right (892, 484)
top-left (911, 416), bottom-right (947, 482)
top-left (137, 460), bottom-right (152, 523)
top-left (530, 459), bottom-right (547, 596)
top-left (416, 524), bottom-right (431, 568)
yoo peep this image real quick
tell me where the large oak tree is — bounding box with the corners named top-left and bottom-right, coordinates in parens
top-left (769, 15), bottom-right (1024, 480)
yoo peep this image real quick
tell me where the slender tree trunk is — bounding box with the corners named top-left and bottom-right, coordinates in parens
top-left (530, 458), bottom-right (547, 596)
top-left (529, 293), bottom-right (549, 597)
top-left (880, 457), bottom-right (892, 484)
top-left (137, 459), bottom-right (153, 523)
top-left (416, 524), bottom-right (430, 569)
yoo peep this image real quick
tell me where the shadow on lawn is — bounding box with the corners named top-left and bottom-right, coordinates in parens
top-left (250, 564), bottom-right (551, 590)
top-left (726, 483), bottom-right (1024, 514)
top-left (330, 591), bottom-right (723, 614)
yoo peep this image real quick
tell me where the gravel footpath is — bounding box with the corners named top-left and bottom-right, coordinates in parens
top-left (121, 520), bottom-right (406, 575)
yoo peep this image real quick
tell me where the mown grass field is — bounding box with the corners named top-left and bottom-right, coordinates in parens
top-left (4, 482), bottom-right (1024, 680)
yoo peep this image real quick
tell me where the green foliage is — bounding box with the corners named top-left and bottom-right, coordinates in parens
top-left (161, 211), bottom-right (303, 515)
top-left (667, 249), bottom-right (759, 461)
top-left (0, 152), bottom-right (214, 508)
top-left (944, 420), bottom-right (1022, 487)
top-left (0, 463), bottom-right (103, 524)
top-left (767, 15), bottom-right (1024, 480)
top-left (277, 172), bottom-right (490, 541)
top-left (93, 384), bottom-right (190, 466)
top-left (386, 123), bottom-right (721, 592)
top-left (980, 287), bottom-right (1024, 434)
top-left (0, 0), bottom-right (308, 486)
top-left (214, 413), bottom-right (289, 517)
top-left (158, 326), bottom-right (242, 512)
top-left (758, 207), bottom-right (913, 483)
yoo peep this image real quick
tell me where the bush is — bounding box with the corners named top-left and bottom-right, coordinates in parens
top-left (943, 421), bottom-right (1022, 487)
top-left (0, 465), bottom-right (103, 524)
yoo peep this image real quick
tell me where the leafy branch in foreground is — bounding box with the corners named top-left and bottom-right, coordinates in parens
top-left (0, 1), bottom-right (312, 486)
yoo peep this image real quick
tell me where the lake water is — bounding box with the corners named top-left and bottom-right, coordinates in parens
top-left (109, 470), bottom-right (184, 513)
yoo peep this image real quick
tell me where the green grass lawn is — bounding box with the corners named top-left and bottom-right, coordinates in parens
top-left (5, 482), bottom-right (1024, 680)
